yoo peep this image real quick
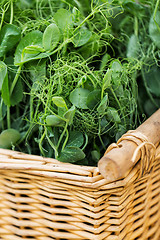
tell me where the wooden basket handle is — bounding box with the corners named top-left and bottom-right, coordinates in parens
top-left (98, 109), bottom-right (160, 181)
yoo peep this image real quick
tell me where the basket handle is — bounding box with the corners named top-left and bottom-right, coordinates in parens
top-left (98, 109), bottom-right (160, 181)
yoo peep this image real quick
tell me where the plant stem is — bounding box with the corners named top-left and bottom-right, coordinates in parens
top-left (153, 0), bottom-right (160, 32)
top-left (101, 86), bottom-right (104, 100)
top-left (7, 105), bottom-right (10, 129)
top-left (65, 64), bottom-right (97, 88)
top-left (39, 128), bottom-right (46, 156)
top-left (45, 127), bottom-right (58, 158)
top-left (10, 65), bottom-right (22, 96)
top-left (98, 119), bottom-right (106, 150)
top-left (81, 133), bottom-right (88, 150)
top-left (0, 9), bottom-right (5, 31)
top-left (56, 122), bottom-right (68, 150)
top-left (73, 9), bottom-right (96, 34)
top-left (30, 96), bottom-right (33, 121)
top-left (62, 128), bottom-right (69, 151)
top-left (134, 16), bottom-right (138, 36)
top-left (10, 0), bottom-right (13, 24)
top-left (0, 2), bottom-right (10, 30)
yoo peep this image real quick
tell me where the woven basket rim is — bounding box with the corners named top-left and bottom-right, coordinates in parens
top-left (0, 146), bottom-right (159, 190)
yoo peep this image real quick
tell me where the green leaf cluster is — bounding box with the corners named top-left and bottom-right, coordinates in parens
top-left (0, 0), bottom-right (159, 165)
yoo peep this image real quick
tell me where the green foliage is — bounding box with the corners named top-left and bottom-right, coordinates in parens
top-left (54, 8), bottom-right (73, 37)
top-left (14, 30), bottom-right (44, 65)
top-left (58, 146), bottom-right (85, 163)
top-left (149, 11), bottom-right (160, 48)
top-left (0, 24), bottom-right (21, 58)
top-left (127, 34), bottom-right (140, 58)
top-left (0, 61), bottom-right (8, 91)
top-left (0, 0), bottom-right (159, 165)
top-left (69, 88), bottom-right (90, 109)
top-left (46, 115), bottom-right (64, 127)
top-left (43, 23), bottom-right (60, 51)
top-left (0, 61), bottom-right (10, 106)
top-left (72, 27), bottom-right (92, 47)
top-left (0, 128), bottom-right (21, 148)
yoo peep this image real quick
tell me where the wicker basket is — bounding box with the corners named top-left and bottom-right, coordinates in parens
top-left (0, 140), bottom-right (159, 240)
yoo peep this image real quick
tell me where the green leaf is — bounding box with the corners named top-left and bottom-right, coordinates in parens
top-left (67, 131), bottom-right (84, 147)
top-left (69, 88), bottom-right (90, 109)
top-left (10, 78), bottom-right (23, 106)
top-left (1, 62), bottom-right (10, 106)
top-left (86, 89), bottom-right (101, 109)
top-left (149, 11), bottom-right (160, 48)
top-left (77, 75), bottom-right (87, 87)
top-left (54, 9), bottom-right (73, 36)
top-left (115, 125), bottom-right (126, 141)
top-left (0, 129), bottom-right (21, 149)
top-left (127, 34), bottom-right (140, 58)
top-left (23, 45), bottom-right (45, 54)
top-left (0, 61), bottom-right (23, 107)
top-left (143, 65), bottom-right (160, 97)
top-left (52, 96), bottom-right (68, 109)
top-left (0, 61), bottom-right (7, 91)
top-left (111, 60), bottom-right (122, 72)
top-left (91, 150), bottom-right (100, 162)
top-left (123, 1), bottom-right (145, 16)
top-left (78, 33), bottom-right (100, 59)
top-left (0, 24), bottom-right (21, 58)
top-left (100, 53), bottom-right (111, 71)
top-left (110, 60), bottom-right (122, 85)
top-left (14, 30), bottom-right (51, 65)
top-left (106, 107), bottom-right (121, 123)
top-left (27, 59), bottom-right (46, 83)
top-left (144, 98), bottom-right (160, 116)
top-left (73, 27), bottom-right (92, 47)
top-left (43, 23), bottom-right (60, 51)
top-left (58, 146), bottom-right (85, 163)
top-left (63, 106), bottom-right (75, 125)
top-left (97, 95), bottom-right (108, 115)
top-left (46, 115), bottom-right (64, 127)
top-left (0, 99), bottom-right (7, 121)
top-left (58, 107), bottom-right (67, 117)
top-left (103, 69), bottom-right (112, 89)
top-left (16, 0), bottom-right (34, 9)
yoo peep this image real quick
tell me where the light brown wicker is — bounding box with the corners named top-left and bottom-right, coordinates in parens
top-left (0, 142), bottom-right (159, 240)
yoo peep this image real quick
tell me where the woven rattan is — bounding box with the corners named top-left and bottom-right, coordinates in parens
top-left (0, 146), bottom-right (159, 240)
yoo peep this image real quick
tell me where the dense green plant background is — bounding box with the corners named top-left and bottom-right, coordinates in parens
top-left (0, 0), bottom-right (160, 165)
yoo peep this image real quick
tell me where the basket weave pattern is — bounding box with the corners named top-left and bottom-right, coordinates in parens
top-left (0, 148), bottom-right (160, 240)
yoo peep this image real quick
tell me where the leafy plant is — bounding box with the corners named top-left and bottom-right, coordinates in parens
top-left (0, 0), bottom-right (159, 165)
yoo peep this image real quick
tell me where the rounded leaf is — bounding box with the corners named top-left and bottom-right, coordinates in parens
top-left (0, 24), bottom-right (21, 58)
top-left (0, 129), bottom-right (21, 149)
top-left (54, 9), bottom-right (73, 34)
top-left (43, 23), bottom-right (60, 51)
top-left (46, 115), bottom-right (64, 126)
top-left (52, 96), bottom-right (68, 109)
top-left (69, 88), bottom-right (90, 109)
top-left (86, 89), bottom-right (101, 109)
top-left (73, 28), bottom-right (92, 47)
top-left (63, 106), bottom-right (75, 125)
top-left (67, 131), bottom-right (84, 148)
top-left (14, 30), bottom-right (43, 65)
top-left (58, 146), bottom-right (85, 163)
top-left (106, 107), bottom-right (121, 123)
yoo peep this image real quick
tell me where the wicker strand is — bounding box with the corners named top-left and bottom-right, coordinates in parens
top-left (104, 130), bottom-right (156, 177)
